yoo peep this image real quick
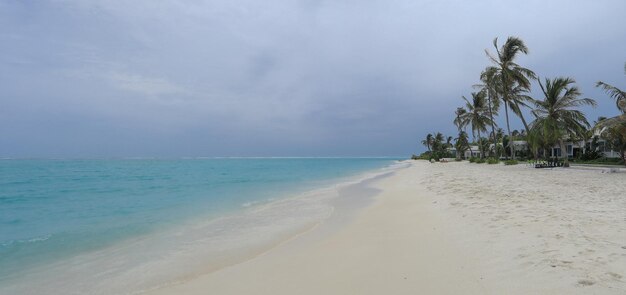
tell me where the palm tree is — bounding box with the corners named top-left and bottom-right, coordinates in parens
top-left (485, 36), bottom-right (536, 159)
top-left (595, 63), bottom-right (626, 164)
top-left (595, 62), bottom-right (626, 128)
top-left (604, 128), bottom-right (626, 165)
top-left (530, 77), bottom-right (597, 167)
top-left (495, 128), bottom-right (505, 156)
top-left (459, 91), bottom-right (495, 159)
top-left (496, 128), bottom-right (505, 140)
top-left (454, 107), bottom-right (468, 133)
top-left (527, 125), bottom-right (547, 160)
top-left (434, 132), bottom-right (445, 150)
top-left (421, 133), bottom-right (433, 152)
top-left (430, 132), bottom-right (447, 159)
top-left (455, 131), bottom-right (470, 159)
top-left (477, 67), bottom-right (501, 154)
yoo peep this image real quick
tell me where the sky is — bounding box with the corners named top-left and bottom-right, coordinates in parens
top-left (1, 0), bottom-right (625, 158)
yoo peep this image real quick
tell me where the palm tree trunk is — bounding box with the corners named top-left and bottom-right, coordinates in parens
top-left (513, 101), bottom-right (534, 159)
top-left (515, 102), bottom-right (532, 136)
top-left (504, 103), bottom-right (513, 160)
top-left (477, 130), bottom-right (483, 159)
top-left (559, 139), bottom-right (569, 167)
top-left (487, 92), bottom-right (497, 158)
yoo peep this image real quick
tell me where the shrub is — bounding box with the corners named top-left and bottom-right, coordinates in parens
top-left (487, 158), bottom-right (499, 164)
top-left (577, 150), bottom-right (603, 161)
top-left (504, 160), bottom-right (519, 165)
top-left (455, 158), bottom-right (463, 162)
top-left (475, 158), bottom-right (486, 164)
top-left (572, 157), bottom-right (623, 165)
top-left (413, 152), bottom-right (432, 160)
top-left (469, 157), bottom-right (477, 163)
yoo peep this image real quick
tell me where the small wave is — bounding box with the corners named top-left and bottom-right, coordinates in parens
top-left (241, 197), bottom-right (279, 208)
top-left (241, 200), bottom-right (261, 207)
top-left (1, 234), bottom-right (52, 247)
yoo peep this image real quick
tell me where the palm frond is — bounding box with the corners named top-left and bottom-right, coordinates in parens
top-left (484, 49), bottom-right (500, 65)
top-left (531, 76), bottom-right (594, 141)
top-left (596, 81), bottom-right (626, 112)
top-left (594, 114), bottom-right (626, 130)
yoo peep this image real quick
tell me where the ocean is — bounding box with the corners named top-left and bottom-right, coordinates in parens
top-left (0, 158), bottom-right (399, 294)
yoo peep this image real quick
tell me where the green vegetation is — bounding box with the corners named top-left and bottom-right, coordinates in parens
top-left (414, 37), bottom-right (626, 167)
top-left (530, 77), bottom-right (596, 167)
top-left (487, 158), bottom-right (499, 164)
top-left (485, 37), bottom-right (536, 160)
top-left (454, 131), bottom-right (470, 161)
top-left (418, 132), bottom-right (454, 161)
top-left (594, 63), bottom-right (626, 164)
top-left (457, 91), bottom-right (494, 159)
top-left (571, 158), bottom-right (624, 165)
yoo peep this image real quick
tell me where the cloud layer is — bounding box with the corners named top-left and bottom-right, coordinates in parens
top-left (1, 0), bottom-right (625, 157)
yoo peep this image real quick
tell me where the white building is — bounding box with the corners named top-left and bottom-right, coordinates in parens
top-left (549, 138), bottom-right (621, 159)
top-left (448, 145), bottom-right (483, 159)
top-left (447, 137), bottom-right (620, 160)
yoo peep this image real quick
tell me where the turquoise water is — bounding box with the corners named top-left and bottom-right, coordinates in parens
top-left (0, 158), bottom-right (397, 289)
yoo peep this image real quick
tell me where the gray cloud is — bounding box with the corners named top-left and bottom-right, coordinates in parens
top-left (1, 0), bottom-right (625, 157)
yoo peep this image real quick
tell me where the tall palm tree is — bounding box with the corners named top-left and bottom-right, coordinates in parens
top-left (531, 77), bottom-right (597, 167)
top-left (477, 67), bottom-right (501, 154)
top-left (459, 91), bottom-right (495, 159)
top-left (421, 133), bottom-right (433, 152)
top-left (485, 36), bottom-right (536, 159)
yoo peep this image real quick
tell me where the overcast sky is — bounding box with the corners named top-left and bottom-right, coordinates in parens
top-left (1, 0), bottom-right (625, 157)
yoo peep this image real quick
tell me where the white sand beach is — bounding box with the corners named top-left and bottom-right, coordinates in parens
top-left (148, 161), bottom-right (626, 294)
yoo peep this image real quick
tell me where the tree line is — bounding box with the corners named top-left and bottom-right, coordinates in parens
top-left (417, 36), bottom-right (626, 167)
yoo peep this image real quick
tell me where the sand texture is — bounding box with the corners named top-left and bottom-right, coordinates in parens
top-left (148, 161), bottom-right (626, 294)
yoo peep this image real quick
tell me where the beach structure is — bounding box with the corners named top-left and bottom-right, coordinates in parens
top-left (483, 141), bottom-right (527, 159)
top-left (549, 138), bottom-right (621, 159)
top-left (450, 137), bottom-right (621, 160)
top-left (448, 145), bottom-right (481, 159)
top-left (464, 145), bottom-right (482, 158)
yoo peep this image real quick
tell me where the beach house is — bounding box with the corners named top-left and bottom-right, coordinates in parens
top-left (549, 138), bottom-right (621, 159)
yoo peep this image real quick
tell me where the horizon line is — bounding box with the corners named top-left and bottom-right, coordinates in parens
top-left (0, 156), bottom-right (407, 160)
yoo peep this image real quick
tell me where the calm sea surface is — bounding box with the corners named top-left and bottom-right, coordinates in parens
top-left (0, 158), bottom-right (398, 293)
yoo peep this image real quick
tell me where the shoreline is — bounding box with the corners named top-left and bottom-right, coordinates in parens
top-left (0, 160), bottom-right (405, 295)
top-left (137, 164), bottom-right (404, 294)
top-left (147, 160), bottom-right (626, 294)
top-left (146, 160), bottom-right (483, 295)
